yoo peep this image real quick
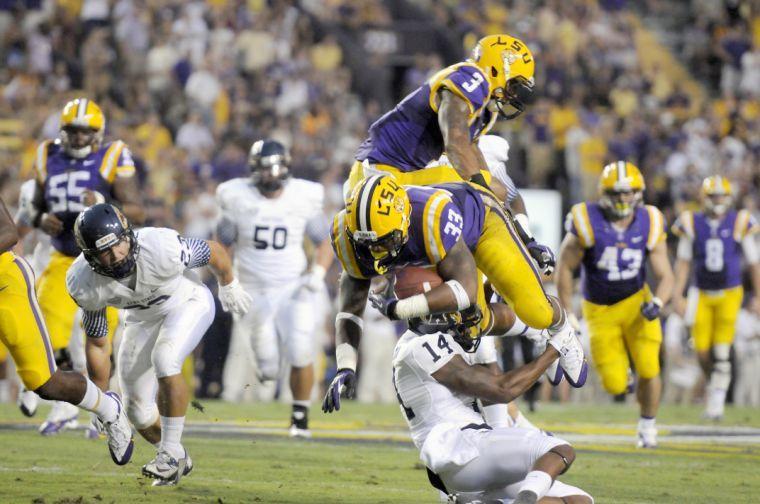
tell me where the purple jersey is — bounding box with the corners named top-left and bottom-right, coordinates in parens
top-left (332, 182), bottom-right (486, 279)
top-left (36, 139), bottom-right (135, 256)
top-left (566, 202), bottom-right (666, 305)
top-left (672, 209), bottom-right (758, 290)
top-left (355, 63), bottom-right (495, 172)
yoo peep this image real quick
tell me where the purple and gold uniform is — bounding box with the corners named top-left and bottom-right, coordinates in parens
top-left (334, 182), bottom-right (554, 331)
top-left (0, 252), bottom-right (57, 390)
top-left (672, 209), bottom-right (759, 352)
top-left (346, 63), bottom-right (496, 192)
top-left (35, 139), bottom-right (131, 351)
top-left (566, 202), bottom-right (667, 394)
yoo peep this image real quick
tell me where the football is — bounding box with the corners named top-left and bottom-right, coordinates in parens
top-left (394, 266), bottom-right (442, 299)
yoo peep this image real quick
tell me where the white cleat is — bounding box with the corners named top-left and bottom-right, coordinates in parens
top-left (18, 389), bottom-right (39, 417)
top-left (636, 426), bottom-right (658, 448)
top-left (535, 335), bottom-right (563, 385)
top-left (288, 424), bottom-right (312, 439)
top-left (548, 322), bottom-right (588, 388)
top-left (39, 401), bottom-right (79, 435)
top-left (142, 448), bottom-right (193, 486)
top-left (101, 392), bottom-right (134, 465)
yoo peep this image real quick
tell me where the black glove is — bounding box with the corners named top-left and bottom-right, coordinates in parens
top-left (527, 240), bottom-right (556, 276)
top-left (640, 298), bottom-right (663, 321)
top-left (322, 369), bottom-right (357, 413)
top-left (369, 291), bottom-right (399, 320)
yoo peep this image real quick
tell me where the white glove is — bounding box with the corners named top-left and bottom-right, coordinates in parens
top-left (300, 265), bottom-right (327, 292)
top-left (218, 278), bottom-right (252, 315)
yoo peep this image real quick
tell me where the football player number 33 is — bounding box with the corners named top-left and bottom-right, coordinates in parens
top-left (596, 246), bottom-right (643, 281)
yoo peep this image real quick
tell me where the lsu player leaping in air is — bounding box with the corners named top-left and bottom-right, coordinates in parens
top-left (67, 204), bottom-right (251, 486)
top-left (0, 196), bottom-right (134, 466)
top-left (322, 176), bottom-right (586, 413)
top-left (345, 34), bottom-right (556, 280)
top-left (27, 98), bottom-right (143, 435)
top-left (556, 162), bottom-right (674, 448)
top-left (671, 176), bottom-right (760, 420)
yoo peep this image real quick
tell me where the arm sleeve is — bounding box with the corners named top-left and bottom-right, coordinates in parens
top-left (676, 235), bottom-right (693, 260)
top-left (82, 308), bottom-right (109, 339)
top-left (502, 174), bottom-right (519, 205)
top-left (305, 214), bottom-right (330, 243)
top-left (216, 216), bottom-right (238, 246)
top-left (184, 237), bottom-right (211, 269)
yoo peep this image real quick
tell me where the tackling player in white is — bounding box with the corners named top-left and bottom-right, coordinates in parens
top-left (66, 204), bottom-right (251, 486)
top-left (216, 139), bottom-right (333, 437)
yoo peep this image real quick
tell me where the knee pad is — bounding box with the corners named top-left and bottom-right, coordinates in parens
top-left (600, 371), bottom-right (628, 396)
top-left (126, 397), bottom-right (159, 430)
top-left (151, 340), bottom-right (181, 378)
top-left (256, 359), bottom-right (280, 382)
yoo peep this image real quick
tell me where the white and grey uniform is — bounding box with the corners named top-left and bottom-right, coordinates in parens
top-left (67, 227), bottom-right (215, 429)
top-left (393, 330), bottom-right (592, 504)
top-left (216, 177), bottom-right (328, 399)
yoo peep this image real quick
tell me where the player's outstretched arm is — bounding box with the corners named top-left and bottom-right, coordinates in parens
top-left (438, 90), bottom-right (489, 183)
top-left (204, 239), bottom-right (252, 315)
top-left (0, 197), bottom-right (20, 252)
top-left (432, 346), bottom-right (560, 404)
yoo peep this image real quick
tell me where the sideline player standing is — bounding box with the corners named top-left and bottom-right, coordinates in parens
top-left (0, 197), bottom-right (133, 466)
top-left (216, 139), bottom-right (333, 437)
top-left (67, 204), bottom-right (251, 485)
top-left (672, 176), bottom-right (760, 420)
top-left (557, 162), bottom-right (674, 447)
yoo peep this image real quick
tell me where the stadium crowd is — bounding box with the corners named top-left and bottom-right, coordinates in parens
top-left (0, 0), bottom-right (758, 407)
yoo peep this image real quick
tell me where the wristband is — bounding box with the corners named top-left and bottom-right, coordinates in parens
top-left (651, 297), bottom-right (663, 308)
top-left (335, 342), bottom-right (358, 372)
top-left (309, 264), bottom-right (327, 281)
top-left (445, 280), bottom-right (471, 311)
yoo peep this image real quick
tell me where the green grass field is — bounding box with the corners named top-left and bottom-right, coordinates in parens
top-left (0, 401), bottom-right (758, 503)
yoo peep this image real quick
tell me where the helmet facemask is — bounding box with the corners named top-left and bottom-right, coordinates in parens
top-left (704, 193), bottom-right (732, 217)
top-left (79, 229), bottom-right (139, 279)
top-left (600, 189), bottom-right (642, 221)
top-left (409, 305), bottom-right (484, 353)
top-left (250, 153), bottom-right (291, 193)
top-left (492, 75), bottom-right (534, 120)
top-left (60, 125), bottom-right (103, 159)
top-left (349, 228), bottom-right (408, 275)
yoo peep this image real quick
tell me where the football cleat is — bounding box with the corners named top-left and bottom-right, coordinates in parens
top-left (289, 406), bottom-right (311, 438)
top-left (39, 401), bottom-right (79, 435)
top-left (142, 449), bottom-right (193, 486)
top-left (102, 392), bottom-right (134, 465)
top-left (636, 425), bottom-right (658, 448)
top-left (86, 413), bottom-right (105, 440)
top-left (548, 321), bottom-right (587, 388)
top-left (535, 337), bottom-right (563, 385)
top-left (18, 388), bottom-right (39, 417)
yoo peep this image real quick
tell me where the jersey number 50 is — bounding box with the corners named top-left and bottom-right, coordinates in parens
top-left (253, 225), bottom-right (288, 250)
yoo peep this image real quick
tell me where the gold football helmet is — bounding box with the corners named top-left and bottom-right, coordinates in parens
top-left (59, 98), bottom-right (105, 158)
top-left (470, 34), bottom-right (535, 119)
top-left (345, 175), bottom-right (411, 274)
top-left (598, 161), bottom-right (645, 220)
top-left (701, 175), bottom-right (732, 216)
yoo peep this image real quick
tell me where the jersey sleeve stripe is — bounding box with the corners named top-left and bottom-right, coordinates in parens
top-left (646, 206), bottom-right (664, 250)
top-left (333, 212), bottom-right (364, 279)
top-left (34, 140), bottom-right (50, 182)
top-left (571, 203), bottom-right (593, 248)
top-left (100, 141), bottom-right (125, 183)
top-left (734, 209), bottom-right (751, 242)
top-left (422, 192), bottom-right (449, 264)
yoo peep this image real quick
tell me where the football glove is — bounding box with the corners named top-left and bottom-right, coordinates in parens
top-left (218, 278), bottom-right (253, 315)
top-left (526, 240), bottom-right (556, 276)
top-left (640, 297), bottom-right (663, 321)
top-left (368, 292), bottom-right (399, 320)
top-left (322, 369), bottom-right (357, 413)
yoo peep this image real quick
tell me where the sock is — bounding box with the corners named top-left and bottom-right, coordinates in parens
top-left (638, 416), bottom-right (656, 431)
top-left (291, 403), bottom-right (309, 427)
top-left (504, 316), bottom-right (530, 337)
top-left (160, 416), bottom-right (186, 460)
top-left (481, 403), bottom-right (511, 428)
top-left (292, 399), bottom-right (311, 409)
top-left (77, 378), bottom-right (117, 423)
top-left (519, 470), bottom-right (552, 499)
top-left (513, 411), bottom-right (539, 431)
top-left (0, 379), bottom-right (9, 403)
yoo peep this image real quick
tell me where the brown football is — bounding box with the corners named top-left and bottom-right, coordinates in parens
top-left (394, 266), bottom-right (443, 299)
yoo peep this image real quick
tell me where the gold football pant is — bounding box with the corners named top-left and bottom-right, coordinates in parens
top-left (686, 286), bottom-right (743, 353)
top-left (0, 252), bottom-right (57, 390)
top-left (582, 287), bottom-right (663, 395)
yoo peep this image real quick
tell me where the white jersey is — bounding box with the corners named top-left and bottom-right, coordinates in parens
top-left (392, 330), bottom-right (484, 450)
top-left (216, 177), bottom-right (325, 289)
top-left (66, 227), bottom-right (203, 321)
